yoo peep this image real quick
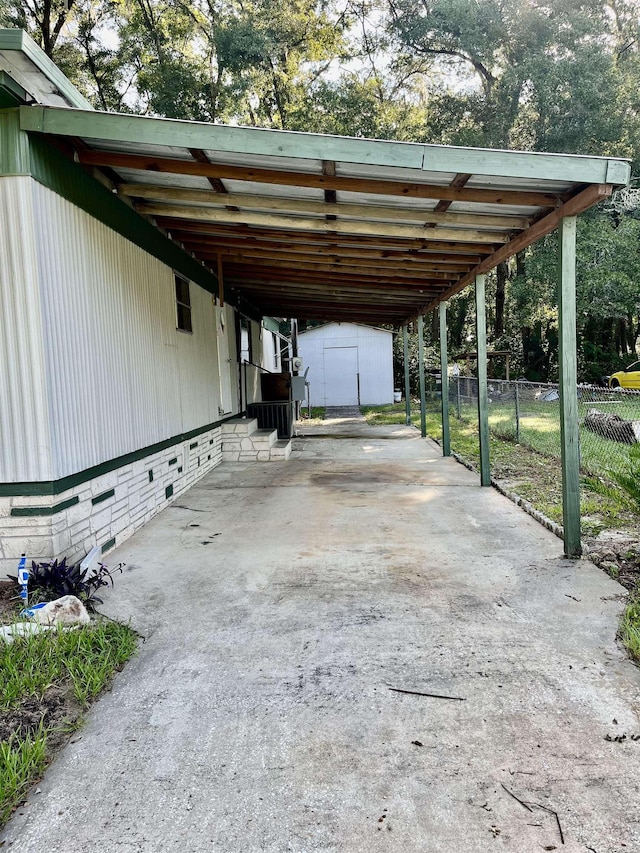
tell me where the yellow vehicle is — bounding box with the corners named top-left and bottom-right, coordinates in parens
top-left (609, 360), bottom-right (640, 389)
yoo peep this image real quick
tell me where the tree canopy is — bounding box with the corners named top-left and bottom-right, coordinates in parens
top-left (2, 0), bottom-right (639, 380)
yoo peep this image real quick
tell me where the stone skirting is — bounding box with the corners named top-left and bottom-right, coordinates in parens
top-left (0, 426), bottom-right (222, 573)
top-left (221, 418), bottom-right (292, 462)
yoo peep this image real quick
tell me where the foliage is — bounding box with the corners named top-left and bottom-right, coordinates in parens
top-left (0, 724), bottom-right (48, 827)
top-left (7, 558), bottom-right (124, 611)
top-left (1, 0), bottom-right (640, 378)
top-left (607, 442), bottom-right (640, 512)
top-left (0, 620), bottom-right (137, 828)
top-left (620, 597), bottom-right (640, 664)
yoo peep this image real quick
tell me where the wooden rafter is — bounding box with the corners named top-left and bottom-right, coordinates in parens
top-left (118, 183), bottom-right (528, 229)
top-left (137, 203), bottom-right (510, 243)
top-left (160, 221), bottom-right (496, 254)
top-left (75, 149), bottom-right (562, 207)
top-left (179, 236), bottom-right (485, 264)
top-left (413, 183), bottom-right (614, 317)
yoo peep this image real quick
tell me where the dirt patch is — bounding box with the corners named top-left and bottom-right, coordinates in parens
top-left (587, 534), bottom-right (640, 593)
top-left (0, 580), bottom-right (19, 623)
top-left (0, 684), bottom-right (83, 751)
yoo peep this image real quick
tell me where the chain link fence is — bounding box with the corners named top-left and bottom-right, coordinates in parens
top-left (424, 374), bottom-right (640, 483)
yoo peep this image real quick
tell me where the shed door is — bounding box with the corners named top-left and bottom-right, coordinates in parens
top-left (323, 346), bottom-right (359, 405)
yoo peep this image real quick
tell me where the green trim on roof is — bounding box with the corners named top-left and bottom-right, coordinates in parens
top-left (19, 104), bottom-right (632, 186)
top-left (0, 72), bottom-right (28, 108)
top-left (0, 29), bottom-right (93, 110)
top-left (0, 109), bottom-right (30, 174)
top-left (27, 135), bottom-right (220, 296)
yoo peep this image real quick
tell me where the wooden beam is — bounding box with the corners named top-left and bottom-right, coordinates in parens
top-left (558, 215), bottom-right (581, 557)
top-left (226, 270), bottom-right (448, 289)
top-left (433, 173), bottom-right (471, 215)
top-left (475, 274), bottom-right (491, 486)
top-left (21, 105), bottom-right (631, 185)
top-left (210, 255), bottom-right (463, 278)
top-left (136, 202), bottom-right (510, 243)
top-left (75, 149), bottom-right (562, 207)
top-left (235, 282), bottom-right (442, 301)
top-left (200, 249), bottom-right (474, 273)
top-left (188, 148), bottom-right (228, 194)
top-left (118, 182), bottom-right (529, 229)
top-left (414, 183), bottom-right (615, 315)
top-left (403, 325), bottom-right (411, 424)
top-left (439, 302), bottom-right (451, 456)
top-left (181, 237), bottom-right (484, 265)
top-left (224, 264), bottom-right (453, 286)
top-left (418, 315), bottom-right (427, 438)
top-left (158, 219), bottom-right (497, 253)
top-left (181, 237), bottom-right (484, 263)
top-left (217, 253), bottom-right (224, 305)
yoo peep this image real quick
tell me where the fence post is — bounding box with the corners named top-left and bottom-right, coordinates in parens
top-left (418, 315), bottom-right (427, 438)
top-left (456, 375), bottom-right (461, 419)
top-left (514, 380), bottom-right (520, 443)
top-left (403, 323), bottom-right (411, 425)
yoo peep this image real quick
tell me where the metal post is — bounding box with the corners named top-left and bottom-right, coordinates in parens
top-left (475, 274), bottom-right (491, 486)
top-left (514, 380), bottom-right (520, 443)
top-left (439, 302), bottom-right (451, 456)
top-left (418, 315), bottom-right (427, 438)
top-left (456, 375), bottom-right (461, 419)
top-left (403, 324), bottom-right (411, 425)
top-left (558, 215), bottom-right (582, 557)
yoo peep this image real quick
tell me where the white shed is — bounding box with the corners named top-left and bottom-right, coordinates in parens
top-left (298, 323), bottom-right (394, 407)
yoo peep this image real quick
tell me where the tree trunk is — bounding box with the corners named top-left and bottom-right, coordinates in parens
top-left (584, 409), bottom-right (639, 445)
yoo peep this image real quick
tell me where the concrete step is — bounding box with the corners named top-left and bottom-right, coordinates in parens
top-left (250, 429), bottom-right (278, 450)
top-left (270, 439), bottom-right (292, 460)
top-left (221, 417), bottom-right (258, 436)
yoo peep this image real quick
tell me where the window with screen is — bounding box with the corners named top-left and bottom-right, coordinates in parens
top-left (175, 275), bottom-right (192, 333)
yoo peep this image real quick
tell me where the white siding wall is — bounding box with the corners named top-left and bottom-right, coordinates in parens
top-left (0, 177), bottom-right (53, 481)
top-left (298, 323), bottom-right (394, 406)
top-left (31, 181), bottom-right (236, 479)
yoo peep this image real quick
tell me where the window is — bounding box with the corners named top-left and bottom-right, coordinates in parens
top-left (175, 275), bottom-right (192, 332)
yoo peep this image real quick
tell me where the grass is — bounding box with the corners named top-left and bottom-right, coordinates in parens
top-left (0, 725), bottom-right (48, 826)
top-left (297, 406), bottom-right (326, 424)
top-left (620, 598), bottom-right (640, 664)
top-left (360, 401), bottom-right (638, 536)
top-left (0, 620), bottom-right (137, 828)
top-left (363, 399), bottom-right (640, 665)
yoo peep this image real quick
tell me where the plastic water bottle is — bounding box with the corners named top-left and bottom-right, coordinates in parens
top-left (17, 554), bottom-right (28, 606)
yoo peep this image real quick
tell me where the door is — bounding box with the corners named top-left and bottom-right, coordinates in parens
top-left (323, 346), bottom-right (359, 405)
top-left (216, 306), bottom-right (234, 414)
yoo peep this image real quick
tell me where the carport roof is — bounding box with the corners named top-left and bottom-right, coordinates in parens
top-left (18, 101), bottom-right (631, 326)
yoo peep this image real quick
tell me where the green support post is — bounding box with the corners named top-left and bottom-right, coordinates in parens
top-left (475, 274), bottom-right (491, 486)
top-left (403, 324), bottom-right (411, 425)
top-left (439, 302), bottom-right (451, 456)
top-left (558, 215), bottom-right (582, 557)
top-left (418, 315), bottom-right (427, 438)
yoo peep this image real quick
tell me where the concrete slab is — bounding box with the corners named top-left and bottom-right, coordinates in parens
top-left (3, 415), bottom-right (640, 852)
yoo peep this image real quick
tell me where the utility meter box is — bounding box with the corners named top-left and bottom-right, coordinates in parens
top-left (291, 376), bottom-right (307, 402)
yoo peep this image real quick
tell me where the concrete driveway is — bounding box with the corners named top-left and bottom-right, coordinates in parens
top-left (3, 413), bottom-right (639, 852)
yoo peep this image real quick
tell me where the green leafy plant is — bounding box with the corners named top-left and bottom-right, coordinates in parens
top-left (7, 558), bottom-right (124, 611)
top-left (0, 620), bottom-right (138, 828)
top-left (608, 444), bottom-right (640, 513)
top-left (620, 597), bottom-right (640, 664)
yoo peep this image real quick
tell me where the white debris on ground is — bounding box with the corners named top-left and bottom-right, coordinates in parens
top-left (0, 595), bottom-right (90, 643)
